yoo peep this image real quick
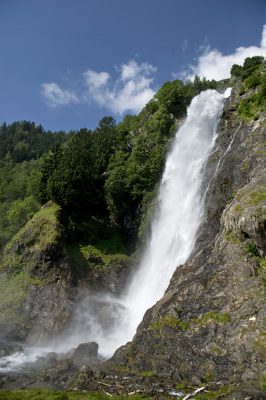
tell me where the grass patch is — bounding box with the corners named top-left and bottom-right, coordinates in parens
top-left (67, 233), bottom-right (128, 270)
top-left (247, 189), bottom-right (266, 206)
top-left (258, 373), bottom-right (266, 392)
top-left (253, 333), bottom-right (266, 359)
top-left (224, 230), bottom-right (241, 244)
top-left (0, 271), bottom-right (43, 321)
top-left (150, 316), bottom-right (189, 331)
top-left (151, 312), bottom-right (231, 332)
top-left (0, 389), bottom-right (149, 400)
top-left (195, 385), bottom-right (234, 400)
top-left (240, 159), bottom-right (250, 172)
top-left (246, 240), bottom-right (266, 269)
top-left (137, 370), bottom-right (155, 378)
top-left (196, 312), bottom-right (231, 325)
top-left (4, 201), bottom-right (61, 256)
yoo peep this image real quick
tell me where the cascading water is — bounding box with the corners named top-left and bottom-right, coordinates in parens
top-left (101, 89), bottom-right (227, 355)
top-left (0, 89), bottom-right (231, 370)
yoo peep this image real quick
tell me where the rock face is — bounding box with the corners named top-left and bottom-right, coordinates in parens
top-left (72, 342), bottom-right (99, 367)
top-left (110, 83), bottom-right (266, 392)
top-left (0, 202), bottom-right (129, 344)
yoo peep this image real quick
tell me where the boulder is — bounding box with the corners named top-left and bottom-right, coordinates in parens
top-left (72, 342), bottom-right (99, 367)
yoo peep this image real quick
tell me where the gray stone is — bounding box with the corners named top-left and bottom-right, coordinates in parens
top-left (72, 342), bottom-right (99, 367)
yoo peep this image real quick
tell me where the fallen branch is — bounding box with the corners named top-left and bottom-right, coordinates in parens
top-left (182, 386), bottom-right (206, 400)
top-left (128, 389), bottom-right (142, 395)
top-left (97, 381), bottom-right (113, 387)
top-left (103, 391), bottom-right (113, 397)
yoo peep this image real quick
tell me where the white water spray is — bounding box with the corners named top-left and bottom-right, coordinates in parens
top-left (0, 89), bottom-right (230, 370)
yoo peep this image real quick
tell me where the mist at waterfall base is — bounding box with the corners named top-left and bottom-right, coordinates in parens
top-left (0, 88), bottom-right (231, 371)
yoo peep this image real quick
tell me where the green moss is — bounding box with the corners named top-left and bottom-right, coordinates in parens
top-left (150, 312), bottom-right (231, 332)
top-left (258, 373), bottom-right (266, 392)
top-left (67, 233), bottom-right (128, 270)
top-left (247, 189), bottom-right (266, 206)
top-left (137, 370), bottom-right (155, 378)
top-left (253, 333), bottom-right (266, 359)
top-left (246, 241), bottom-right (260, 257)
top-left (3, 201), bottom-right (60, 258)
top-left (232, 204), bottom-right (244, 214)
top-left (246, 240), bottom-right (266, 271)
top-left (196, 385), bottom-right (234, 400)
top-left (237, 61), bottom-right (266, 121)
top-left (194, 312), bottom-right (231, 326)
top-left (224, 230), bottom-right (241, 244)
top-left (259, 258), bottom-right (266, 269)
top-left (240, 159), bottom-right (250, 172)
top-left (0, 204), bottom-right (58, 320)
top-left (0, 271), bottom-right (43, 321)
top-left (175, 382), bottom-right (187, 390)
top-left (150, 316), bottom-right (189, 331)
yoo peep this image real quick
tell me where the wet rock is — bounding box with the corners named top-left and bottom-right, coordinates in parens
top-left (0, 340), bottom-right (23, 357)
top-left (72, 342), bottom-right (99, 367)
top-left (69, 365), bottom-right (95, 390)
top-left (31, 352), bottom-right (59, 370)
top-left (44, 358), bottom-right (74, 386)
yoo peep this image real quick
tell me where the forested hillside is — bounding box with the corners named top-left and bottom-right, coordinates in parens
top-left (0, 76), bottom-right (217, 253)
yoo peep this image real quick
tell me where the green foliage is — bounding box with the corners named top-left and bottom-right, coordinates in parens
top-left (231, 64), bottom-right (243, 77)
top-left (246, 241), bottom-right (260, 257)
top-left (224, 230), bottom-right (241, 244)
top-left (151, 316), bottom-right (189, 331)
top-left (247, 188), bottom-right (266, 206)
top-left (39, 119), bottom-right (122, 238)
top-left (0, 121), bottom-right (70, 163)
top-left (67, 232), bottom-right (128, 270)
top-left (197, 311), bottom-right (231, 325)
top-left (0, 159), bottom-right (42, 249)
top-left (244, 73), bottom-right (262, 89)
top-left (0, 121), bottom-right (70, 249)
top-left (231, 56), bottom-right (266, 121)
top-left (238, 90), bottom-right (266, 121)
top-left (231, 56), bottom-right (264, 79)
top-left (246, 240), bottom-right (266, 269)
top-left (2, 75), bottom-right (219, 251)
top-left (242, 56), bottom-right (264, 78)
top-left (0, 271), bottom-right (43, 322)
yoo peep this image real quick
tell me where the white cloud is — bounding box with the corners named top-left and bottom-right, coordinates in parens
top-left (83, 70), bottom-right (110, 89)
top-left (83, 60), bottom-right (157, 114)
top-left (41, 82), bottom-right (78, 107)
top-left (181, 25), bottom-right (266, 81)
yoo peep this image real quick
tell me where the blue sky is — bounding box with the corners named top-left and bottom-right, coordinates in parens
top-left (1, 0), bottom-right (266, 132)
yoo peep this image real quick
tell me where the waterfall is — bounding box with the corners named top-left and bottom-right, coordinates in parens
top-left (0, 89), bottom-right (229, 370)
top-left (95, 89), bottom-right (227, 356)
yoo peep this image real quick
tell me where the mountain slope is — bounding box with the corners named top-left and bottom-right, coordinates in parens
top-left (108, 63), bottom-right (266, 395)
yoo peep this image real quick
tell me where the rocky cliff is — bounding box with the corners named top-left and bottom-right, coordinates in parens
top-left (106, 79), bottom-right (266, 396)
top-left (0, 201), bottom-right (129, 344)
